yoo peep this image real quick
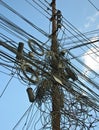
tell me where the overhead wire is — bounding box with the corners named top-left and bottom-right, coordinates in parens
top-left (62, 16), bottom-right (99, 51)
top-left (0, 0), bottom-right (49, 37)
top-left (0, 0), bottom-right (52, 55)
top-left (0, 14), bottom-right (50, 53)
top-left (25, 0), bottom-right (50, 19)
top-left (69, 39), bottom-right (99, 50)
top-left (87, 0), bottom-right (99, 11)
top-left (0, 70), bottom-right (16, 98)
top-left (65, 29), bottom-right (99, 41)
top-left (68, 49), bottom-right (99, 60)
top-left (0, 22), bottom-right (27, 43)
top-left (60, 17), bottom-right (99, 68)
top-left (65, 50), bottom-right (99, 83)
top-left (32, 0), bottom-right (51, 16)
top-left (22, 103), bottom-right (36, 130)
top-left (44, 0), bottom-right (51, 6)
top-left (57, 28), bottom-right (99, 49)
top-left (38, 0), bottom-right (52, 12)
top-left (12, 104), bottom-right (33, 130)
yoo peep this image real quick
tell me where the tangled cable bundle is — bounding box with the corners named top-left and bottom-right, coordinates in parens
top-left (0, 0), bottom-right (99, 129)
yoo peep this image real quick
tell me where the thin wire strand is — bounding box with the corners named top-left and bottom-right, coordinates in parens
top-left (88, 0), bottom-right (99, 11)
top-left (0, 71), bottom-right (16, 98)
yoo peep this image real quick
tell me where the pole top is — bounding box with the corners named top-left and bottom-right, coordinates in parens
top-left (50, 0), bottom-right (56, 7)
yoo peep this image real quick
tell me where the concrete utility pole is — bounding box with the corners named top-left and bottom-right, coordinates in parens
top-left (51, 0), bottom-right (61, 130)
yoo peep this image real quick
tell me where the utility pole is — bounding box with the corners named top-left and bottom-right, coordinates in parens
top-left (51, 0), bottom-right (61, 130)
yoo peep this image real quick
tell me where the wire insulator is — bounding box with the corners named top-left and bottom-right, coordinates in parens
top-left (57, 10), bottom-right (62, 29)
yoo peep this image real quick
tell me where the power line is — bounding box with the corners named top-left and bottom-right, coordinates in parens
top-left (0, 71), bottom-right (16, 98)
top-left (32, 0), bottom-right (51, 16)
top-left (0, 1), bottom-right (49, 37)
top-left (69, 39), bottom-right (99, 50)
top-left (25, 0), bottom-right (50, 19)
top-left (88, 0), bottom-right (99, 11)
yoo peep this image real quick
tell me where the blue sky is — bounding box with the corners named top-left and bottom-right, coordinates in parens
top-left (0, 0), bottom-right (99, 130)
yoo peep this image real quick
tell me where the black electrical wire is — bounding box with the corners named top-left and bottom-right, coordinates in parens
top-left (0, 33), bottom-right (17, 48)
top-left (0, 1), bottom-right (49, 37)
top-left (22, 103), bottom-right (35, 130)
top-left (62, 17), bottom-right (99, 52)
top-left (88, 0), bottom-right (99, 11)
top-left (0, 23), bottom-right (27, 43)
top-left (38, 0), bottom-right (52, 12)
top-left (0, 50), bottom-right (16, 64)
top-left (69, 39), bottom-right (99, 50)
top-left (61, 21), bottom-right (99, 65)
top-left (0, 71), bottom-right (16, 98)
top-left (0, 14), bottom-right (50, 53)
top-left (65, 29), bottom-right (99, 41)
top-left (0, 15), bottom-right (48, 53)
top-left (44, 0), bottom-right (51, 6)
top-left (32, 0), bottom-right (51, 16)
top-left (69, 49), bottom-right (99, 60)
top-left (25, 0), bottom-right (50, 19)
top-left (12, 104), bottom-right (33, 130)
